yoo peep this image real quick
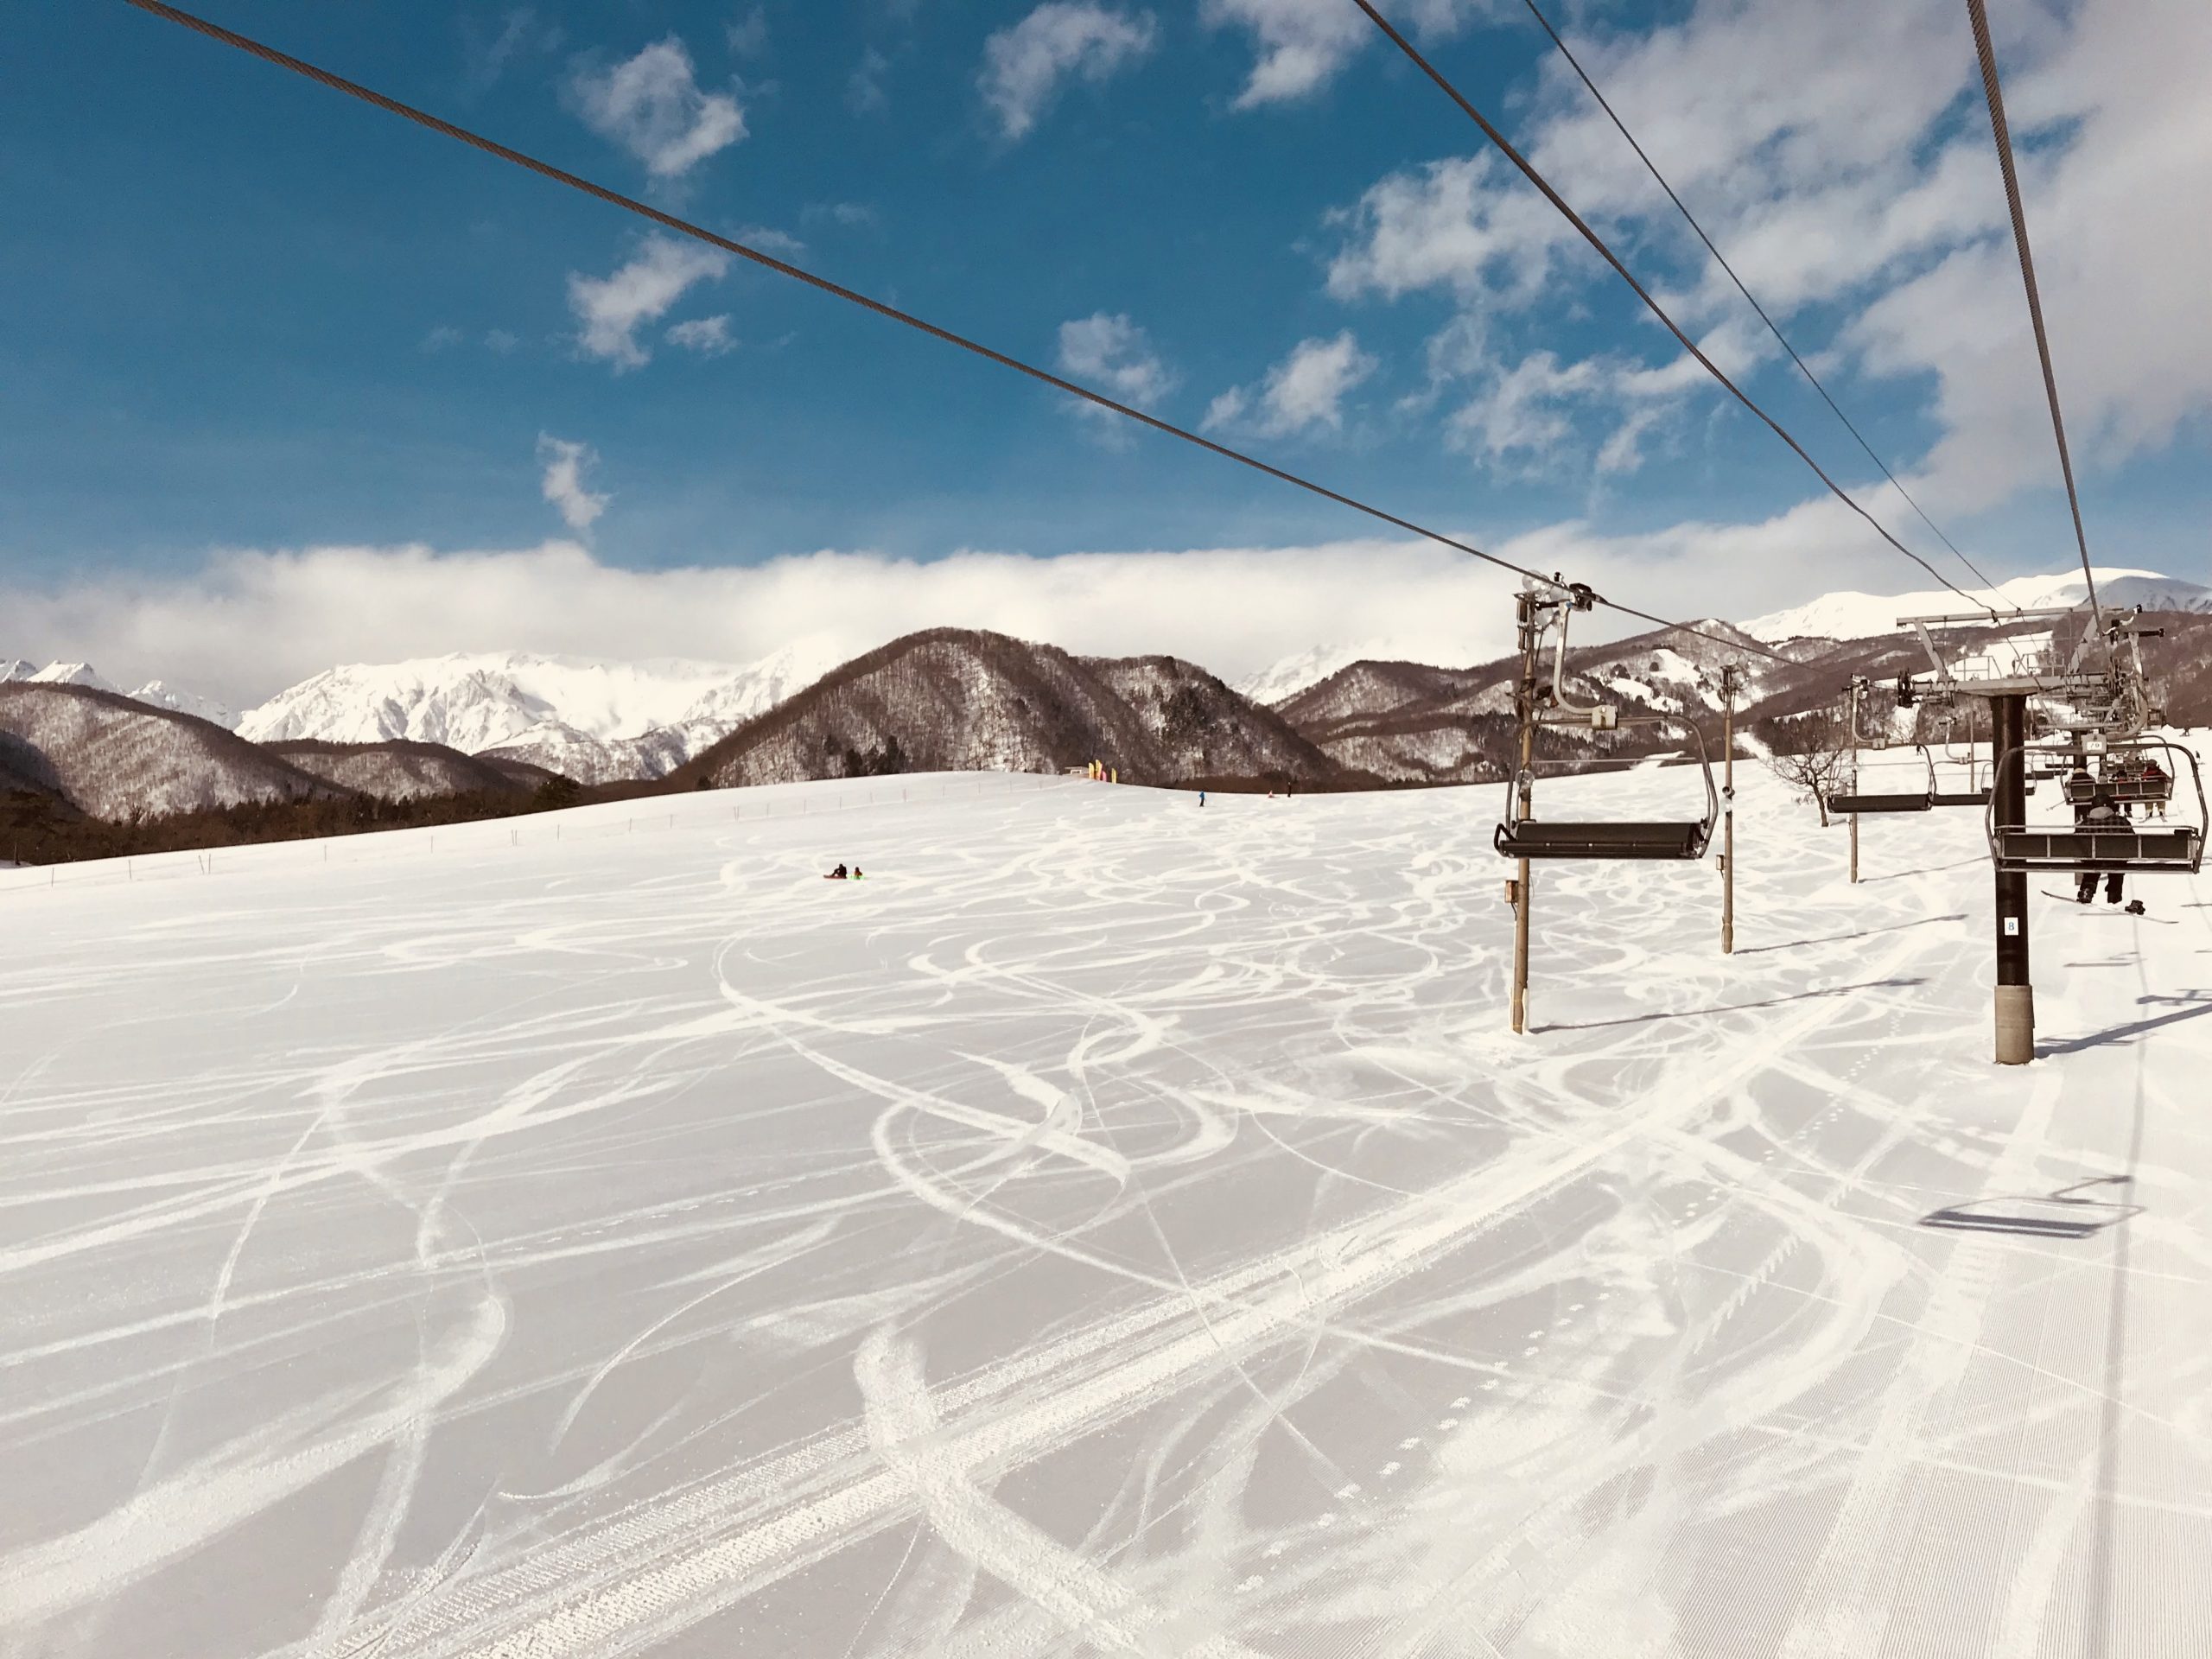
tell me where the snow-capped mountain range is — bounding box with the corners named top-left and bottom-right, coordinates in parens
top-left (10, 564), bottom-right (2208, 792)
top-left (1, 659), bottom-right (239, 728)
top-left (235, 643), bottom-right (843, 785)
top-left (1739, 565), bottom-right (2212, 645)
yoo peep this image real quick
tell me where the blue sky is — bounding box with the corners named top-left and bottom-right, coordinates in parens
top-left (5, 0), bottom-right (2209, 699)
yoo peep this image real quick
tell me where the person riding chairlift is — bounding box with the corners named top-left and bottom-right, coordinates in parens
top-left (2141, 754), bottom-right (2170, 819)
top-left (2073, 788), bottom-right (2133, 906)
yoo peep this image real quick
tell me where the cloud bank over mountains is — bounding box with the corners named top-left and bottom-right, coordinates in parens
top-left (4, 489), bottom-right (1955, 710)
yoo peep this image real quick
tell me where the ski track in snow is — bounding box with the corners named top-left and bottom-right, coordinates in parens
top-left (3, 770), bottom-right (2209, 1657)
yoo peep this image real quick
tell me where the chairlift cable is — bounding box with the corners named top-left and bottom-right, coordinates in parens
top-left (1962, 0), bottom-right (2104, 638)
top-left (1518, 0), bottom-right (2013, 608)
top-left (1350, 0), bottom-right (1998, 616)
top-left (119, 0), bottom-right (1795, 670)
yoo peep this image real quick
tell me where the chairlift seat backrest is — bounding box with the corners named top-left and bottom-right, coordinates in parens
top-left (1495, 819), bottom-right (1710, 861)
top-left (1993, 827), bottom-right (2200, 872)
top-left (1827, 791), bottom-right (1931, 814)
top-left (1930, 789), bottom-right (1992, 808)
top-left (2061, 774), bottom-right (2172, 805)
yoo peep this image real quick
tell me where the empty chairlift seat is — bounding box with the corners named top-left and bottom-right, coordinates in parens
top-left (1827, 790), bottom-right (1932, 814)
top-left (1827, 745), bottom-right (1936, 815)
top-left (1494, 725), bottom-right (1719, 863)
top-left (1494, 817), bottom-right (1711, 860)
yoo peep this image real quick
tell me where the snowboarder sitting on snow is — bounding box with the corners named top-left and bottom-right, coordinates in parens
top-left (2073, 790), bottom-right (2133, 905)
top-left (826, 862), bottom-right (849, 880)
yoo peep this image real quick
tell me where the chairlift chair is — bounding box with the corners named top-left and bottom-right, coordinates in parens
top-left (1927, 715), bottom-right (1990, 807)
top-left (1495, 723), bottom-right (1719, 860)
top-left (1827, 745), bottom-right (1935, 816)
top-left (2057, 737), bottom-right (2177, 808)
top-left (1928, 738), bottom-right (1992, 808)
top-left (1986, 740), bottom-right (2205, 874)
top-left (1492, 592), bottom-right (1719, 861)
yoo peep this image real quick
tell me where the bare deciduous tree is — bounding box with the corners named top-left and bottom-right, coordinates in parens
top-left (1760, 708), bottom-right (1853, 827)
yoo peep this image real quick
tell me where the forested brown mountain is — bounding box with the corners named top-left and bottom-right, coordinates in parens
top-left (0, 683), bottom-right (346, 820)
top-left (1268, 612), bottom-right (2211, 784)
top-left (266, 739), bottom-right (548, 803)
top-left (671, 629), bottom-right (1345, 791)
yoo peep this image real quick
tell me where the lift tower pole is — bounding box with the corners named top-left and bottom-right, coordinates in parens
top-left (1992, 691), bottom-right (2033, 1064)
top-left (1510, 588), bottom-right (1541, 1033)
top-left (1720, 664), bottom-right (1738, 954)
top-left (1847, 677), bottom-right (1862, 884)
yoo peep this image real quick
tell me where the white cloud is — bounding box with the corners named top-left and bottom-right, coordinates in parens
top-left (571, 37), bottom-right (746, 179)
top-left (0, 499), bottom-right (1957, 710)
top-left (1201, 0), bottom-right (1370, 108)
top-left (979, 3), bottom-right (1158, 140)
top-left (847, 48), bottom-right (891, 116)
top-left (536, 436), bottom-right (608, 534)
top-left (567, 236), bottom-right (731, 370)
top-left (1447, 351), bottom-right (1600, 470)
top-left (726, 7), bottom-right (768, 59)
top-left (421, 325), bottom-right (466, 353)
top-left (1205, 332), bottom-right (1377, 438)
top-left (667, 315), bottom-right (736, 356)
top-left (465, 9), bottom-right (559, 91)
top-left (1441, 319), bottom-right (1768, 478)
top-left (1327, 154), bottom-right (1577, 306)
top-left (734, 225), bottom-right (804, 258)
top-left (1316, 0), bottom-right (2212, 522)
top-left (1055, 313), bottom-right (1176, 435)
top-left (1844, 0), bottom-right (2212, 512)
top-left (486, 328), bottom-right (520, 354)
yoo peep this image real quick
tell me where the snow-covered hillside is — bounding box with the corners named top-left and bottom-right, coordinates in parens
top-left (5, 768), bottom-right (2206, 1656)
top-left (1742, 564), bottom-right (2212, 642)
top-left (0, 683), bottom-right (338, 818)
top-left (2, 659), bottom-right (239, 728)
top-left (1236, 567), bottom-right (2209, 696)
top-left (1238, 640), bottom-right (1427, 707)
top-left (125, 678), bottom-right (239, 728)
top-left (239, 645), bottom-right (842, 782)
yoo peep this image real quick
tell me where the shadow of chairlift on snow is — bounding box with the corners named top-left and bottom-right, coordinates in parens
top-left (2037, 989), bottom-right (2212, 1056)
top-left (1918, 1176), bottom-right (2141, 1241)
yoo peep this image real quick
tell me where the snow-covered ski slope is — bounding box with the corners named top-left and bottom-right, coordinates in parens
top-left (4, 767), bottom-right (2209, 1658)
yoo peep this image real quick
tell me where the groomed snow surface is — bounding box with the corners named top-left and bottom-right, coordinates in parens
top-left (4, 767), bottom-right (2209, 1657)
